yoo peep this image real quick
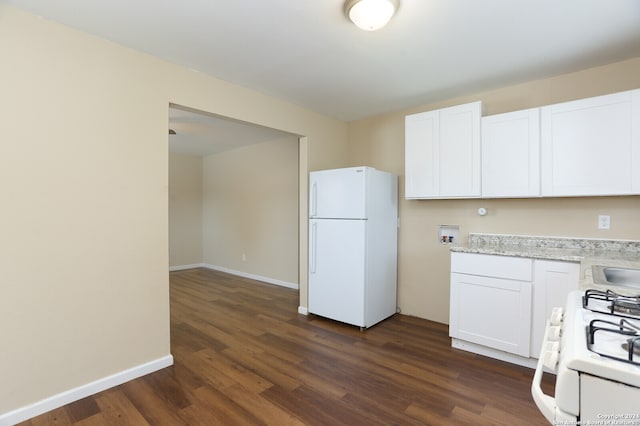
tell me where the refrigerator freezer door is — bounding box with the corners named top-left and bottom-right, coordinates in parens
top-left (310, 167), bottom-right (367, 219)
top-left (309, 219), bottom-right (365, 326)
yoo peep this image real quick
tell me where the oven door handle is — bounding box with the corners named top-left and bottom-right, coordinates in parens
top-left (531, 321), bottom-right (557, 424)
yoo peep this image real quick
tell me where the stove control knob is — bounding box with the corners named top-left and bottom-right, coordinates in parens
top-left (547, 326), bottom-right (561, 341)
top-left (544, 341), bottom-right (560, 353)
top-left (550, 307), bottom-right (564, 326)
top-left (543, 350), bottom-right (559, 370)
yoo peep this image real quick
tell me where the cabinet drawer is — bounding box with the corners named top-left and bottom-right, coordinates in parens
top-left (451, 252), bottom-right (532, 281)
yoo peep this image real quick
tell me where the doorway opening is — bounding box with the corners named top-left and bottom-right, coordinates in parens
top-left (167, 104), bottom-right (303, 291)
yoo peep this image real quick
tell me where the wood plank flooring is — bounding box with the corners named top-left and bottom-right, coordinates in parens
top-left (20, 268), bottom-right (555, 425)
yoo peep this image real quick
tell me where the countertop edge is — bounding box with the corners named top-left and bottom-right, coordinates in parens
top-left (449, 245), bottom-right (584, 262)
top-left (449, 234), bottom-right (640, 294)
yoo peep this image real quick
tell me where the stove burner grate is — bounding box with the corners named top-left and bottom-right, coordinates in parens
top-left (586, 318), bottom-right (640, 365)
top-left (622, 337), bottom-right (640, 357)
top-left (583, 289), bottom-right (640, 319)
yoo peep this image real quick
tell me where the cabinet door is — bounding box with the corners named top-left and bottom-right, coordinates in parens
top-left (481, 108), bottom-right (540, 197)
top-left (405, 101), bottom-right (481, 199)
top-left (530, 260), bottom-right (579, 357)
top-left (450, 272), bottom-right (532, 357)
top-left (541, 89), bottom-right (640, 196)
top-left (405, 110), bottom-right (438, 198)
top-left (439, 102), bottom-right (482, 197)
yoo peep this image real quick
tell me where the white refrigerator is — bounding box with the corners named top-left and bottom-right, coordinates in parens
top-left (308, 166), bottom-right (398, 328)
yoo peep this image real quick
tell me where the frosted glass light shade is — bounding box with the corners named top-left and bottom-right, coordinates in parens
top-left (345, 0), bottom-right (399, 31)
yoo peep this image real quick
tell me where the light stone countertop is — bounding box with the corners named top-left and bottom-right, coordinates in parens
top-left (450, 233), bottom-right (640, 294)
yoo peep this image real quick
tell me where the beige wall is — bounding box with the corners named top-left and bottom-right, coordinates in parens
top-left (347, 57), bottom-right (640, 324)
top-left (169, 153), bottom-right (203, 267)
top-left (169, 137), bottom-right (299, 286)
top-left (0, 4), bottom-right (347, 417)
top-left (202, 137), bottom-right (299, 285)
top-left (0, 5), bottom-right (171, 415)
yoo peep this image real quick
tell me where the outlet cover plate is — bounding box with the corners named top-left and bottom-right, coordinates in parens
top-left (598, 215), bottom-right (611, 230)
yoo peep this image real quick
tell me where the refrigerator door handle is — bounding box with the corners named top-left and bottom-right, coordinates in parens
top-left (311, 181), bottom-right (318, 217)
top-left (310, 222), bottom-right (317, 274)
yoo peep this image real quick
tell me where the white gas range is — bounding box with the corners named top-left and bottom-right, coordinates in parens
top-left (532, 289), bottom-right (640, 424)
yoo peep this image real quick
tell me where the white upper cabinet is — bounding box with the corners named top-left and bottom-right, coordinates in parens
top-left (541, 89), bottom-right (640, 196)
top-left (405, 101), bottom-right (481, 199)
top-left (405, 109), bottom-right (438, 198)
top-left (481, 108), bottom-right (541, 197)
top-left (405, 89), bottom-right (639, 200)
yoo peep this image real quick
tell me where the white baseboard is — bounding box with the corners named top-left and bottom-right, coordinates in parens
top-left (298, 306), bottom-right (308, 315)
top-left (169, 263), bottom-right (205, 272)
top-left (0, 355), bottom-right (173, 426)
top-left (202, 264), bottom-right (299, 290)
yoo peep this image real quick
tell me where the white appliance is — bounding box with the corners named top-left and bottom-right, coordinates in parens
top-left (308, 166), bottom-right (398, 329)
top-left (532, 289), bottom-right (640, 424)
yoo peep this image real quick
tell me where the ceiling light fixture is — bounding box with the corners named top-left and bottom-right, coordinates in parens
top-left (344, 0), bottom-right (399, 31)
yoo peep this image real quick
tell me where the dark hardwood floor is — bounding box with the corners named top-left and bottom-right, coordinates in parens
top-left (21, 268), bottom-right (555, 425)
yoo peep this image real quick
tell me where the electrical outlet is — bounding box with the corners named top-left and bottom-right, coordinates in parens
top-left (598, 215), bottom-right (611, 230)
top-left (242, 253), bottom-right (247, 262)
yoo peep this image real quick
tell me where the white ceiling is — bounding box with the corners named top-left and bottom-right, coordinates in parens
top-left (6, 0), bottom-right (640, 154)
top-left (168, 106), bottom-right (295, 157)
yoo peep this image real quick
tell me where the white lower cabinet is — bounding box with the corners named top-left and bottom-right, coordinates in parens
top-left (450, 253), bottom-right (533, 357)
top-left (450, 252), bottom-right (579, 364)
top-left (450, 272), bottom-right (533, 357)
top-left (530, 260), bottom-right (580, 357)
